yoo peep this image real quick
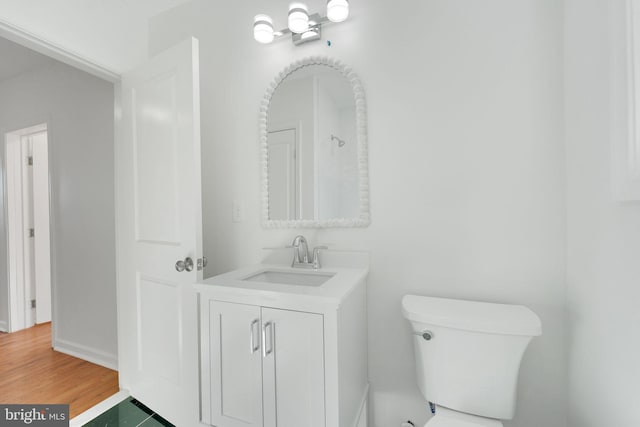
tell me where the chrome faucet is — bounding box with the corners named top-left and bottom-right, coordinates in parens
top-left (291, 235), bottom-right (310, 264)
top-left (289, 235), bottom-right (328, 269)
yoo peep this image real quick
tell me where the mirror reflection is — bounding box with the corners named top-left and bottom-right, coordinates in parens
top-left (266, 64), bottom-right (360, 223)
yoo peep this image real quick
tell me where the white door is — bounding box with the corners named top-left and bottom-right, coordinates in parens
top-left (5, 125), bottom-right (51, 331)
top-left (32, 132), bottom-right (51, 323)
top-left (262, 308), bottom-right (325, 427)
top-left (209, 301), bottom-right (263, 427)
top-left (267, 128), bottom-right (297, 220)
top-left (20, 136), bottom-right (36, 327)
top-left (6, 137), bottom-right (27, 331)
top-left (117, 37), bottom-right (203, 426)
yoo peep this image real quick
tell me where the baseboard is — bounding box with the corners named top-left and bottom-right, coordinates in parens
top-left (0, 320), bottom-right (7, 332)
top-left (54, 338), bottom-right (118, 371)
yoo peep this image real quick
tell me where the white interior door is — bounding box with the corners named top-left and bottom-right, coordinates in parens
top-left (32, 131), bottom-right (51, 323)
top-left (267, 128), bottom-right (297, 220)
top-left (20, 136), bottom-right (35, 328)
top-left (6, 137), bottom-right (26, 331)
top-left (5, 125), bottom-right (50, 331)
top-left (117, 37), bottom-right (203, 426)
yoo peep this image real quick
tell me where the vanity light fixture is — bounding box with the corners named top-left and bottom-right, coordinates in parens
top-left (253, 0), bottom-right (349, 46)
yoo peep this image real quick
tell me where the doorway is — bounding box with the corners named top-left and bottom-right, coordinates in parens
top-left (4, 123), bottom-right (52, 333)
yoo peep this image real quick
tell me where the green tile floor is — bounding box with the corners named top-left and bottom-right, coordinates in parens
top-left (82, 398), bottom-right (174, 427)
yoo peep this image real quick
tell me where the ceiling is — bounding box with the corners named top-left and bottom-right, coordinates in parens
top-left (0, 0), bottom-right (192, 75)
top-left (0, 36), bottom-right (53, 82)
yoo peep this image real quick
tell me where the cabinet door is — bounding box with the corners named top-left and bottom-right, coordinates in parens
top-left (262, 308), bottom-right (325, 427)
top-left (210, 300), bottom-right (263, 427)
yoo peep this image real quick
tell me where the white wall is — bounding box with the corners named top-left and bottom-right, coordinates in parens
top-left (0, 0), bottom-right (191, 74)
top-left (0, 61), bottom-right (117, 367)
top-left (565, 1), bottom-right (640, 426)
top-left (317, 79), bottom-right (359, 220)
top-left (150, 1), bottom-right (567, 426)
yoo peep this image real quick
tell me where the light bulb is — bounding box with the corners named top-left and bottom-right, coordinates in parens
top-left (288, 2), bottom-right (309, 34)
top-left (327, 0), bottom-right (349, 23)
top-left (254, 14), bottom-right (274, 44)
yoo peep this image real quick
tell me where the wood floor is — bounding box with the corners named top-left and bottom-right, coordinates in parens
top-left (0, 322), bottom-right (119, 418)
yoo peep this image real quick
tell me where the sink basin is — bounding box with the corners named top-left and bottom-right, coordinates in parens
top-left (242, 270), bottom-right (335, 287)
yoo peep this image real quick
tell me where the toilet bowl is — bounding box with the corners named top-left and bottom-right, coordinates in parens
top-left (425, 406), bottom-right (502, 427)
top-left (402, 295), bottom-right (542, 426)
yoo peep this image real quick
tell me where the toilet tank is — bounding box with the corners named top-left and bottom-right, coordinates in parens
top-left (401, 295), bottom-right (542, 420)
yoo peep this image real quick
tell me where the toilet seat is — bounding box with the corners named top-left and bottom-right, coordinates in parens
top-left (424, 406), bottom-right (503, 427)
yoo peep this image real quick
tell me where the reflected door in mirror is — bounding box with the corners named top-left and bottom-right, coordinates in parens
top-left (267, 128), bottom-right (297, 220)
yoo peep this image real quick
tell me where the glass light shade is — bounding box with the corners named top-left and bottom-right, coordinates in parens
top-left (254, 14), bottom-right (274, 44)
top-left (288, 2), bottom-right (309, 34)
top-left (327, 0), bottom-right (349, 23)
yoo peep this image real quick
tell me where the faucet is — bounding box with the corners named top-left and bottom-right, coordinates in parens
top-left (289, 235), bottom-right (328, 269)
top-left (291, 235), bottom-right (310, 264)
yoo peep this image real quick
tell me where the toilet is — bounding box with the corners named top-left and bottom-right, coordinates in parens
top-left (401, 295), bottom-right (542, 427)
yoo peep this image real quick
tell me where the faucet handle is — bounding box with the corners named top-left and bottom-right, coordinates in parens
top-left (312, 246), bottom-right (329, 269)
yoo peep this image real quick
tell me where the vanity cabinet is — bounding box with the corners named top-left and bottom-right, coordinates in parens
top-left (197, 263), bottom-right (368, 427)
top-left (208, 300), bottom-right (325, 427)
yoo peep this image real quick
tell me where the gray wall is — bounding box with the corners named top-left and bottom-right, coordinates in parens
top-left (150, 1), bottom-right (567, 426)
top-left (0, 61), bottom-right (117, 367)
top-left (0, 122), bottom-right (5, 329)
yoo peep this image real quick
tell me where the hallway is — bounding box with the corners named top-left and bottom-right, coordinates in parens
top-left (0, 323), bottom-right (119, 418)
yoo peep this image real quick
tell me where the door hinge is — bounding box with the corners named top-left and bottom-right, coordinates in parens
top-left (31, 299), bottom-right (36, 309)
top-left (28, 156), bottom-right (33, 166)
top-left (29, 228), bottom-right (35, 238)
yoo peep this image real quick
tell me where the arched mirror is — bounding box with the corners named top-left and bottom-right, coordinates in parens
top-left (260, 57), bottom-right (370, 228)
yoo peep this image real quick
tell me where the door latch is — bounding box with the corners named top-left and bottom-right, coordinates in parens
top-left (197, 257), bottom-right (208, 271)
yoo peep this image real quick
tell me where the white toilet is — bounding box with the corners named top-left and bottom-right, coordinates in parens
top-left (401, 295), bottom-right (542, 427)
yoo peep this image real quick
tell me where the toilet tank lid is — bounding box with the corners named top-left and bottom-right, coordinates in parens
top-left (402, 295), bottom-right (542, 336)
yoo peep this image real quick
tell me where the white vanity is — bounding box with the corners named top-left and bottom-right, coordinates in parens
top-left (195, 55), bottom-right (372, 427)
top-left (195, 250), bottom-right (369, 427)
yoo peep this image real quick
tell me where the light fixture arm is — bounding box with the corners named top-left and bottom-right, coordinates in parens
top-left (274, 13), bottom-right (328, 45)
